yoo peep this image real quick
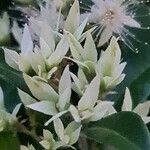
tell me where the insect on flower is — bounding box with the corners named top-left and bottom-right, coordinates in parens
top-left (81, 0), bottom-right (150, 52)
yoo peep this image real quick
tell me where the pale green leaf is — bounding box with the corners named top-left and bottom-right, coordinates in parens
top-left (78, 76), bottom-right (100, 111)
top-left (18, 89), bottom-right (37, 106)
top-left (23, 74), bottom-right (59, 102)
top-left (65, 121), bottom-right (82, 145)
top-left (3, 48), bottom-right (19, 70)
top-left (27, 101), bottom-right (58, 115)
top-left (47, 35), bottom-right (69, 68)
top-left (66, 32), bottom-right (84, 61)
top-left (64, 0), bottom-right (80, 33)
top-left (83, 33), bottom-right (97, 62)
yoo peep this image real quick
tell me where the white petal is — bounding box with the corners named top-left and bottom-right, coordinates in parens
top-left (47, 67), bottom-right (58, 80)
top-left (3, 48), bottom-right (19, 70)
top-left (97, 37), bottom-right (122, 77)
top-left (59, 65), bottom-right (71, 95)
top-left (23, 74), bottom-right (59, 102)
top-left (69, 105), bottom-right (81, 123)
top-left (66, 32), bottom-right (84, 61)
top-left (106, 105), bottom-right (117, 116)
top-left (113, 62), bottom-right (127, 78)
top-left (0, 87), bottom-right (4, 110)
top-left (20, 146), bottom-right (28, 150)
top-left (106, 74), bottom-right (125, 89)
top-left (29, 17), bottom-right (41, 36)
top-left (45, 110), bottom-right (68, 126)
top-left (21, 24), bottom-right (33, 54)
top-left (58, 88), bottom-right (71, 111)
top-left (29, 48), bottom-right (46, 75)
top-left (27, 101), bottom-right (58, 115)
top-left (74, 17), bottom-right (88, 40)
top-left (83, 33), bottom-right (97, 62)
top-left (78, 76), bottom-right (100, 111)
top-left (79, 26), bottom-right (96, 42)
top-left (133, 101), bottom-right (150, 117)
top-left (122, 88), bottom-right (132, 111)
top-left (71, 83), bottom-right (83, 97)
top-left (18, 89), bottom-right (37, 106)
top-left (90, 101), bottom-right (114, 121)
top-left (78, 69), bottom-right (88, 89)
top-left (40, 22), bottom-right (55, 52)
top-left (71, 71), bottom-right (85, 96)
top-left (70, 72), bottom-right (82, 94)
top-left (18, 53), bottom-right (32, 73)
top-left (47, 35), bottom-right (69, 68)
top-left (65, 57), bottom-right (89, 70)
top-left (98, 28), bottom-right (112, 47)
top-left (64, 0), bottom-right (80, 33)
top-left (123, 16), bottom-right (141, 28)
top-left (142, 116), bottom-right (150, 124)
top-left (12, 103), bottom-right (22, 117)
top-left (65, 121), bottom-right (82, 145)
top-left (43, 129), bottom-right (54, 140)
top-left (53, 118), bottom-right (65, 141)
top-left (40, 37), bottom-right (53, 59)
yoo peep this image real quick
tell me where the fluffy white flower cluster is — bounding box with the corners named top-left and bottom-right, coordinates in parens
top-left (2, 0), bottom-right (150, 149)
top-left (82, 0), bottom-right (141, 47)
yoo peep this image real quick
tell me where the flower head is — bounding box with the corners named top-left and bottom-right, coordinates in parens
top-left (4, 24), bottom-right (69, 80)
top-left (82, 0), bottom-right (143, 49)
top-left (53, 118), bottom-right (82, 149)
top-left (69, 76), bottom-right (114, 122)
top-left (67, 31), bottom-right (126, 95)
top-left (96, 37), bottom-right (127, 93)
top-left (40, 130), bottom-right (56, 150)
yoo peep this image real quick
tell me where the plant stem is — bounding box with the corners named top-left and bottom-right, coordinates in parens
top-left (78, 136), bottom-right (88, 150)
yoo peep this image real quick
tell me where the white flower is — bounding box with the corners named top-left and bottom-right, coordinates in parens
top-left (14, 0), bottom-right (94, 46)
top-left (40, 130), bottom-right (56, 150)
top-left (4, 24), bottom-right (69, 80)
top-left (23, 66), bottom-right (71, 125)
top-left (96, 37), bottom-right (126, 91)
top-left (83, 0), bottom-right (141, 47)
top-left (29, 0), bottom-right (94, 41)
top-left (64, 0), bottom-right (96, 41)
top-left (67, 31), bottom-right (126, 93)
top-left (69, 76), bottom-right (114, 122)
top-left (53, 118), bottom-right (82, 149)
top-left (18, 0), bottom-right (63, 35)
top-left (36, 1), bottom-right (64, 30)
top-left (66, 31), bottom-right (98, 78)
top-left (122, 88), bottom-right (150, 124)
top-left (70, 68), bottom-right (88, 97)
top-left (0, 12), bottom-right (10, 44)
